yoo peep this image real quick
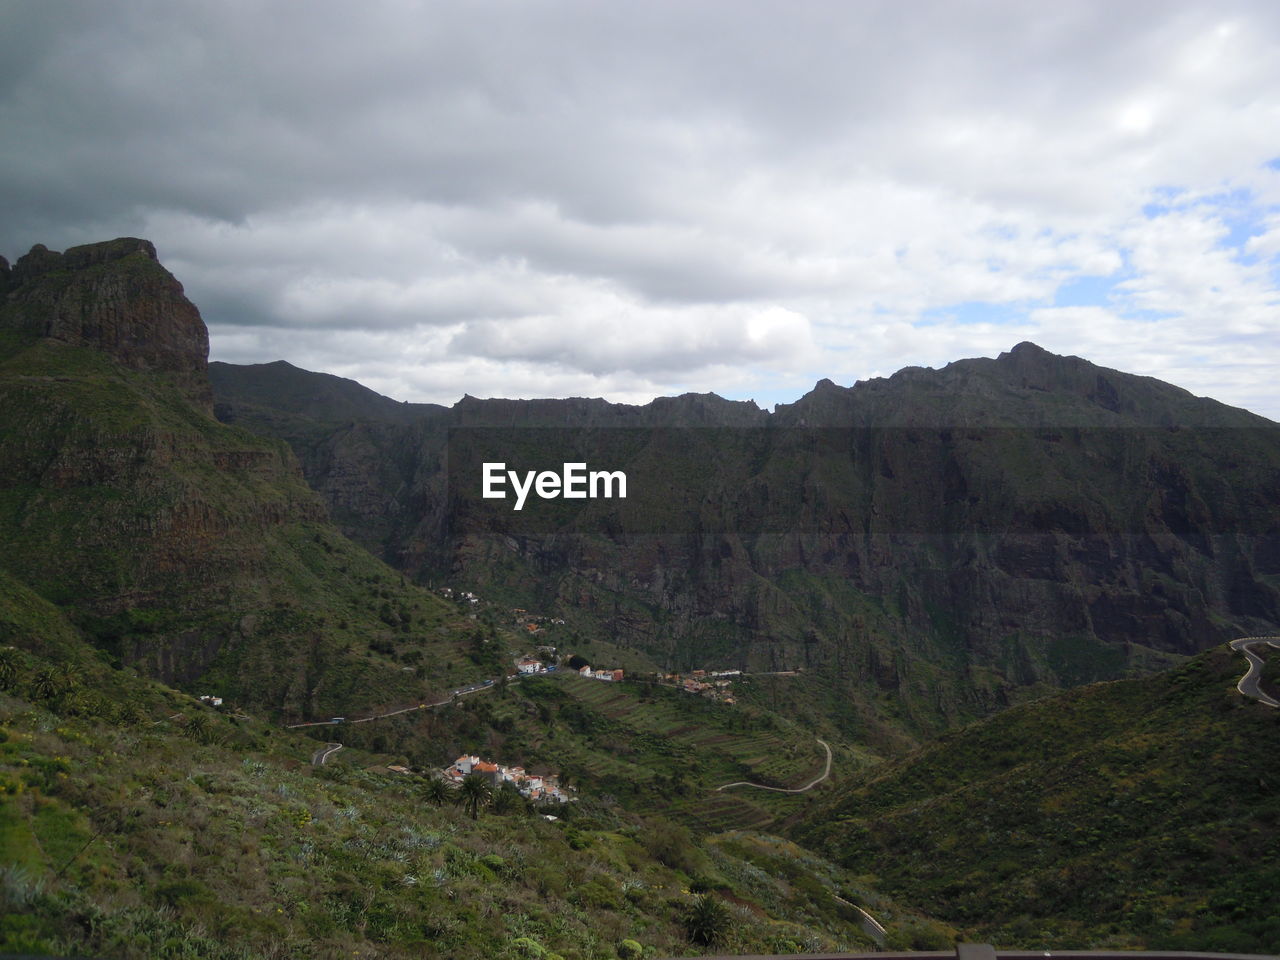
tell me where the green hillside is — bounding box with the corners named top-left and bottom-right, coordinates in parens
top-left (211, 345), bottom-right (1280, 743)
top-left (795, 643), bottom-right (1280, 952)
top-left (0, 244), bottom-right (488, 720)
top-left (0, 239), bottom-right (955, 957)
top-left (0, 586), bottom-right (952, 958)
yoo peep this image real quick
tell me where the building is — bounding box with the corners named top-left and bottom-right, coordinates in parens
top-left (442, 754), bottom-right (575, 803)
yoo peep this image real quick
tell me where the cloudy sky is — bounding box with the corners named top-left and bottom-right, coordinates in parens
top-left (3, 1), bottom-right (1279, 417)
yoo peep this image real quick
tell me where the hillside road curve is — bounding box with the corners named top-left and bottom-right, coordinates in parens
top-left (716, 738), bottom-right (832, 794)
top-left (1230, 636), bottom-right (1280, 708)
top-left (312, 742), bottom-right (343, 765)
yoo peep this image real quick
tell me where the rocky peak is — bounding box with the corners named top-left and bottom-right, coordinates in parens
top-left (2, 237), bottom-right (211, 410)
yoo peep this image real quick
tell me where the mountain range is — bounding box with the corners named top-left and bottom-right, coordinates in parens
top-left (3, 237), bottom-right (1279, 956)
top-left (211, 331), bottom-right (1280, 738)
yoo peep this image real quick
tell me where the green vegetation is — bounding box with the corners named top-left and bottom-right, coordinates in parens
top-left (0, 332), bottom-right (486, 721)
top-left (7, 242), bottom-right (1280, 957)
top-left (797, 644), bottom-right (1280, 951)
top-left (0, 633), bottom-right (945, 958)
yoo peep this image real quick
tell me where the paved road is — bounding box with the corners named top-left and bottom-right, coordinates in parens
top-left (285, 677), bottom-right (507, 730)
top-left (832, 893), bottom-right (886, 947)
top-left (1230, 636), bottom-right (1280, 708)
top-left (312, 742), bottom-right (343, 765)
top-left (716, 738), bottom-right (832, 794)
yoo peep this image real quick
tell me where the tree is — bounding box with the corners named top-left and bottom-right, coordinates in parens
top-left (491, 781), bottom-right (524, 815)
top-left (58, 661), bottom-right (81, 692)
top-left (182, 711), bottom-right (222, 745)
top-left (0, 648), bottom-right (20, 691)
top-left (684, 893), bottom-right (732, 946)
top-left (423, 776), bottom-right (452, 806)
top-left (30, 666), bottom-right (61, 701)
top-left (457, 773), bottom-right (493, 820)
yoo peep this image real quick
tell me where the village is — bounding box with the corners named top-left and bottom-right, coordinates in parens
top-left (505, 600), bottom-right (744, 702)
top-left (442, 754), bottom-right (575, 803)
top-left (441, 587), bottom-right (752, 705)
top-left (655, 669), bottom-right (740, 704)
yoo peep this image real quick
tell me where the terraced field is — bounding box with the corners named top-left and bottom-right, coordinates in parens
top-left (537, 674), bottom-right (835, 831)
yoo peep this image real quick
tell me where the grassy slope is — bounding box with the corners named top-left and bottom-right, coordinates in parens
top-left (0, 595), bottom-right (951, 959)
top-left (796, 643), bottom-right (1280, 952)
top-left (0, 330), bottom-right (487, 719)
top-left (0, 326), bottom-right (954, 956)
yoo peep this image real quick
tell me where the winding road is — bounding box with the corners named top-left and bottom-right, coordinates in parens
top-left (832, 893), bottom-right (887, 947)
top-left (286, 678), bottom-right (507, 730)
top-left (1230, 636), bottom-right (1280, 708)
top-left (311, 742), bottom-right (343, 765)
top-left (716, 738), bottom-right (832, 794)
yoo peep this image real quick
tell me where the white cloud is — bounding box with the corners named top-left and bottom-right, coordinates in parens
top-left (3, 1), bottom-right (1280, 419)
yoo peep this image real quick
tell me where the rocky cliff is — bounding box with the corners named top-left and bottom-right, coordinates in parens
top-left (0, 239), bottom-right (471, 716)
top-left (212, 342), bottom-right (1280, 734)
top-left (1, 237), bottom-right (211, 407)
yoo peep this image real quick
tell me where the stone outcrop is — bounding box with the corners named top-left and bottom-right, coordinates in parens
top-left (0, 238), bottom-right (467, 720)
top-left (2, 238), bottom-right (211, 408)
top-left (212, 344), bottom-right (1280, 731)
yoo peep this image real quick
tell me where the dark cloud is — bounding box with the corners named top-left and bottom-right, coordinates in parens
top-left (1, 1), bottom-right (1278, 416)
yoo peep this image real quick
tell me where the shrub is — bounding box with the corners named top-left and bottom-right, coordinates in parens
top-left (684, 893), bottom-right (732, 946)
top-left (511, 936), bottom-right (545, 957)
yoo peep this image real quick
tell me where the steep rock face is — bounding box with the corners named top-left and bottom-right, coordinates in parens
top-left (0, 240), bottom-right (474, 718)
top-left (212, 346), bottom-right (1280, 732)
top-left (2, 238), bottom-right (211, 408)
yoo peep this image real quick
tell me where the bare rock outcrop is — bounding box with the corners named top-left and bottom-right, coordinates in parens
top-left (2, 237), bottom-right (212, 409)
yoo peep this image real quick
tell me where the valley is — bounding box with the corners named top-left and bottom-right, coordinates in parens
top-left (1, 239), bottom-right (1279, 957)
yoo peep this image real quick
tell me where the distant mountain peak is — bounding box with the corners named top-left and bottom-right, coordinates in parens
top-left (1005, 339), bottom-right (1051, 357)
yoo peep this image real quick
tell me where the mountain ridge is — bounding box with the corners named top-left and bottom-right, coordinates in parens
top-left (213, 334), bottom-right (1280, 737)
top-left (217, 337), bottom-right (1279, 430)
top-left (0, 238), bottom-right (478, 718)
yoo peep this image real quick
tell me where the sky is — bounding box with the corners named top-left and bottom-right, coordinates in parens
top-left (2, 1), bottom-right (1279, 419)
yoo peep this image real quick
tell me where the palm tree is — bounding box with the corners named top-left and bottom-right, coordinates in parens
top-left (0, 648), bottom-right (20, 691)
top-left (57, 661), bottom-right (81, 693)
top-left (684, 893), bottom-right (732, 946)
top-left (423, 776), bottom-right (452, 806)
top-left (184, 712), bottom-right (208, 742)
top-left (491, 781), bottom-right (524, 815)
top-left (456, 773), bottom-right (493, 820)
top-left (30, 666), bottom-right (61, 701)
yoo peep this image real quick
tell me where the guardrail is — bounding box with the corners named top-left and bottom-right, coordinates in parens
top-left (676, 948), bottom-right (1277, 960)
